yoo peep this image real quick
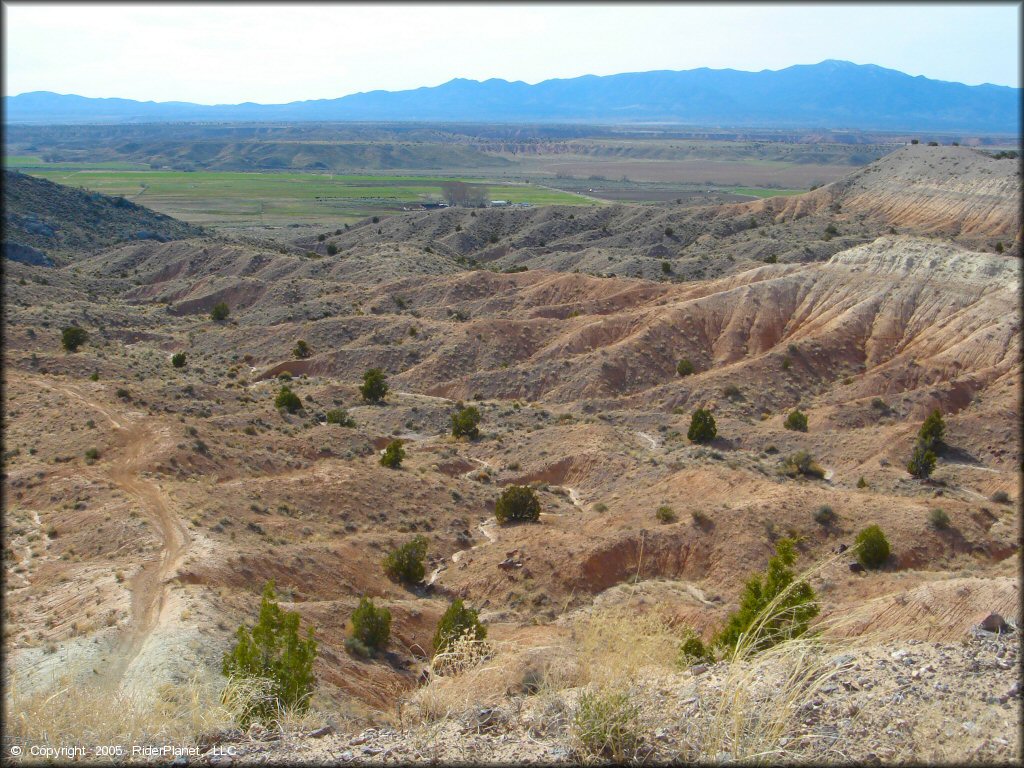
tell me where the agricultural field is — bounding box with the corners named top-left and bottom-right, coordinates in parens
top-left (4, 160), bottom-right (598, 229)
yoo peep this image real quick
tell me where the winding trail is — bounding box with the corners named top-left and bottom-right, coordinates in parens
top-left (39, 380), bottom-right (189, 691)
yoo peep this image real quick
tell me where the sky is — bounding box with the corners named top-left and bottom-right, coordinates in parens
top-left (3, 2), bottom-right (1021, 104)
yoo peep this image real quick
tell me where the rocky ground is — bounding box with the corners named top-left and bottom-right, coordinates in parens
top-left (192, 622), bottom-right (1021, 765)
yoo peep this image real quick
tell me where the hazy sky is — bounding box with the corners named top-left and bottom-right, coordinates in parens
top-left (3, 2), bottom-right (1020, 104)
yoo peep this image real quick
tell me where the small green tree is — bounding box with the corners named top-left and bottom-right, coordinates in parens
top-left (714, 538), bottom-right (819, 655)
top-left (360, 368), bottom-right (389, 403)
top-left (451, 406), bottom-right (481, 439)
top-left (855, 525), bottom-right (890, 569)
top-left (676, 359), bottom-right (695, 376)
top-left (433, 598), bottom-right (487, 654)
top-left (783, 409), bottom-right (808, 432)
top-left (350, 597), bottom-right (391, 651)
top-left (61, 326), bottom-right (88, 352)
top-left (382, 535), bottom-right (428, 585)
top-left (687, 408), bottom-right (717, 444)
top-left (907, 443), bottom-right (936, 479)
top-left (211, 301), bottom-right (230, 322)
top-left (917, 409), bottom-right (945, 454)
top-left (275, 386), bottom-right (301, 414)
top-left (293, 340), bottom-right (311, 359)
top-left (171, 352), bottom-right (187, 368)
top-left (494, 484), bottom-right (541, 524)
top-left (380, 439), bottom-right (404, 469)
top-left (222, 581), bottom-right (317, 728)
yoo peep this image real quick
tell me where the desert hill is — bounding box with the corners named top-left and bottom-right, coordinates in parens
top-left (2, 148), bottom-right (1020, 761)
top-left (2, 170), bottom-right (204, 264)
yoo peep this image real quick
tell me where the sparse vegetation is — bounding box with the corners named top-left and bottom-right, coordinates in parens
top-left (171, 352), bottom-right (186, 368)
top-left (572, 688), bottom-right (642, 762)
top-left (350, 597), bottom-right (391, 652)
top-left (433, 598), bottom-right (487, 655)
top-left (928, 508), bottom-right (950, 530)
top-left (676, 358), bottom-right (695, 376)
top-left (687, 408), bottom-right (717, 444)
top-left (325, 408), bottom-right (354, 427)
top-left (451, 405), bottom-right (481, 440)
top-left (382, 535), bottom-right (428, 585)
top-left (781, 450), bottom-right (825, 479)
top-left (221, 581), bottom-right (317, 727)
top-left (783, 409), bottom-right (808, 432)
top-left (655, 505), bottom-right (676, 523)
top-left (210, 301), bottom-right (230, 322)
top-left (813, 505), bottom-right (835, 525)
top-left (494, 484), bottom-right (540, 524)
top-left (360, 367), bottom-right (389, 403)
top-left (274, 386), bottom-right (301, 414)
top-left (380, 439), bottom-right (405, 469)
top-left (855, 524), bottom-right (891, 569)
top-left (61, 325), bottom-right (88, 352)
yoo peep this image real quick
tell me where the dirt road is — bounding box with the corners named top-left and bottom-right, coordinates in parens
top-left (42, 381), bottom-right (190, 690)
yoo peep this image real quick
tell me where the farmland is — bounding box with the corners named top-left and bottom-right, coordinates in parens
top-left (4, 161), bottom-right (598, 229)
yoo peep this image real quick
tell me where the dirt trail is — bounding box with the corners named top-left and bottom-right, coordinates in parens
top-left (40, 380), bottom-right (190, 691)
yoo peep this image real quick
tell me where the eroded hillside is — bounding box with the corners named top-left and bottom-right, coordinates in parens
top-left (2, 144), bottom-right (1020, 762)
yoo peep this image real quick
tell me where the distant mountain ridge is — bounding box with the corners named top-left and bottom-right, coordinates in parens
top-left (4, 61), bottom-right (1020, 132)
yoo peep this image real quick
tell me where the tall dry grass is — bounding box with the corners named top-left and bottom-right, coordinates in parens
top-left (4, 672), bottom-right (323, 761)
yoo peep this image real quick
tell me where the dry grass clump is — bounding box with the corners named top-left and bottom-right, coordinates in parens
top-left (573, 606), bottom-right (686, 687)
top-left (407, 632), bottom-right (582, 724)
top-left (571, 687), bottom-right (644, 762)
top-left (4, 673), bottom-right (324, 761)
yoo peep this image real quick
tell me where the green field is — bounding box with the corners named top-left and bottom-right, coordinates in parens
top-left (4, 159), bottom-right (598, 228)
top-left (724, 186), bottom-right (807, 198)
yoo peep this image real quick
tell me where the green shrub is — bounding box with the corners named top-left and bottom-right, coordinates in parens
top-left (714, 538), bottom-right (819, 654)
top-left (433, 598), bottom-right (487, 654)
top-left (784, 409), bottom-right (808, 432)
top-left (382, 535), bottom-right (428, 585)
top-left (222, 581), bottom-right (317, 727)
top-left (62, 326), bottom-right (88, 352)
top-left (991, 490), bottom-right (1011, 504)
top-left (326, 243), bottom-right (338, 256)
top-left (782, 450), bottom-right (825, 479)
top-left (687, 409), bottom-right (717, 444)
top-left (855, 525), bottom-right (890, 569)
top-left (343, 637), bottom-right (370, 658)
top-left (84, 448), bottom-right (100, 463)
top-left (677, 632), bottom-right (714, 666)
top-left (722, 384), bottom-right (742, 400)
top-left (813, 505), bottom-right (835, 525)
top-left (917, 409), bottom-right (945, 454)
top-left (275, 386), bottom-right (301, 414)
top-left (871, 398), bottom-right (891, 414)
top-left (293, 340), bottom-right (311, 359)
top-left (115, 388), bottom-right (131, 400)
top-left (451, 406), bottom-right (481, 439)
top-left (325, 408), bottom-right (354, 427)
top-left (906, 443), bottom-right (936, 479)
top-left (661, 260), bottom-right (672, 274)
top-left (857, 476), bottom-right (868, 488)
top-left (89, 371), bottom-right (99, 381)
top-left (380, 439), bottom-right (404, 469)
top-left (350, 597), bottom-right (390, 652)
top-left (572, 689), bottom-right (642, 761)
top-left (210, 302), bottom-right (230, 322)
top-left (781, 356), bottom-right (792, 370)
top-left (360, 368), bottom-right (389, 403)
top-left (928, 508), bottom-right (950, 530)
top-left (494, 484), bottom-right (541, 524)
top-left (171, 352), bottom-right (187, 368)
top-left (655, 505), bottom-right (676, 523)
top-left (676, 358), bottom-right (695, 376)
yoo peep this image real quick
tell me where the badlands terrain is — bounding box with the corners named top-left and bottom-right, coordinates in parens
top-left (2, 143), bottom-right (1021, 763)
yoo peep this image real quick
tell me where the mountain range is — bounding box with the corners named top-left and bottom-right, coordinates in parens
top-left (4, 61), bottom-right (1020, 132)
